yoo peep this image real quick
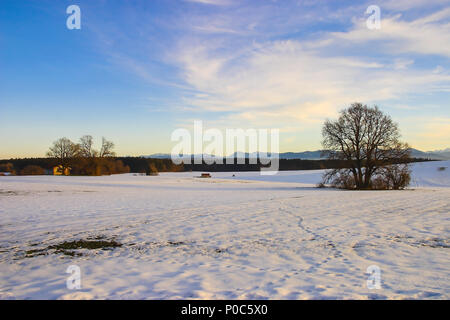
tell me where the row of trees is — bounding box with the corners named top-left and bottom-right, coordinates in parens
top-left (118, 157), bottom-right (184, 175)
top-left (0, 157), bottom-right (187, 176)
top-left (47, 136), bottom-right (130, 175)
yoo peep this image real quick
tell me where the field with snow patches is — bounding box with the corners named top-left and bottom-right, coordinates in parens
top-left (0, 161), bottom-right (449, 299)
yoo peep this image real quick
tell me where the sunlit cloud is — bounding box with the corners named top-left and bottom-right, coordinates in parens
top-left (327, 8), bottom-right (450, 57)
top-left (172, 11), bottom-right (450, 128)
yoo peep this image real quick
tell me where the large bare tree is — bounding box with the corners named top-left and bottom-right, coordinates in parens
top-left (322, 103), bottom-right (411, 189)
top-left (46, 137), bottom-right (79, 172)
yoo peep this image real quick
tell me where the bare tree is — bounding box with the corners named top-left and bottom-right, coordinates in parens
top-left (99, 137), bottom-right (116, 158)
top-left (46, 137), bottom-right (79, 172)
top-left (322, 103), bottom-right (411, 189)
top-left (79, 135), bottom-right (97, 158)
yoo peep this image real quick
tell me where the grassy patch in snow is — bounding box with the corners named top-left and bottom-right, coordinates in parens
top-left (49, 239), bottom-right (122, 250)
top-left (387, 235), bottom-right (450, 248)
top-left (22, 238), bottom-right (123, 258)
top-left (0, 190), bottom-right (21, 196)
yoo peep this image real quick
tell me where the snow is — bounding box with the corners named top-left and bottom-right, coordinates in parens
top-left (0, 161), bottom-right (448, 299)
top-left (408, 160), bottom-right (450, 188)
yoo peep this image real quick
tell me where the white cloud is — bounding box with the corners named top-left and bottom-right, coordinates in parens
top-left (328, 8), bottom-right (450, 57)
top-left (174, 39), bottom-right (449, 128)
top-left (381, 0), bottom-right (450, 11)
top-left (393, 59), bottom-right (414, 70)
top-left (90, 1), bottom-right (450, 149)
top-left (163, 5), bottom-right (450, 150)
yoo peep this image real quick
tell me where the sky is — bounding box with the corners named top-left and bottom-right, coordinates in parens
top-left (0, 0), bottom-right (449, 158)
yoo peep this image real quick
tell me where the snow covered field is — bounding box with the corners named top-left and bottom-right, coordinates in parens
top-left (0, 161), bottom-right (448, 299)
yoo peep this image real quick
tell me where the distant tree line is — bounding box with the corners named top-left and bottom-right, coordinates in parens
top-left (0, 156), bottom-right (432, 176)
top-left (0, 117), bottom-right (433, 180)
top-left (1, 136), bottom-right (131, 176)
top-left (181, 157), bottom-right (428, 172)
top-left (118, 157), bottom-right (184, 174)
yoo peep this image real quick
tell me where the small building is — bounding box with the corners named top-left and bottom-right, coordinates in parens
top-left (53, 165), bottom-right (71, 176)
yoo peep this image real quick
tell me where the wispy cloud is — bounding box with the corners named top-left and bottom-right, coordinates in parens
top-left (171, 6), bottom-right (450, 132)
top-left (327, 8), bottom-right (450, 57)
top-left (86, 0), bottom-right (449, 149)
top-left (381, 0), bottom-right (449, 11)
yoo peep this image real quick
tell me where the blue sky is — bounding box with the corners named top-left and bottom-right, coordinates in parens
top-left (0, 0), bottom-right (449, 158)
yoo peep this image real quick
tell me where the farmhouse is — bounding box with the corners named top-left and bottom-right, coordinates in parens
top-left (53, 165), bottom-right (71, 176)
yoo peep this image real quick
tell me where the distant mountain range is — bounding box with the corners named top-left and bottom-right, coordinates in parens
top-left (412, 148), bottom-right (450, 160)
top-left (145, 148), bottom-right (450, 160)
